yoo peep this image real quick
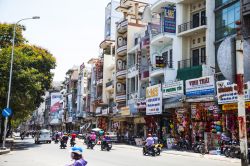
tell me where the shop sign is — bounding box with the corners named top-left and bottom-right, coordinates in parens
top-left (164, 6), bottom-right (176, 33)
top-left (217, 80), bottom-right (250, 104)
top-left (163, 81), bottom-right (184, 98)
top-left (222, 102), bottom-right (250, 110)
top-left (146, 84), bottom-right (162, 115)
top-left (120, 107), bottom-right (130, 116)
top-left (102, 108), bottom-right (108, 115)
top-left (186, 76), bottom-right (215, 97)
top-left (96, 107), bottom-right (102, 114)
top-left (136, 99), bottom-right (146, 109)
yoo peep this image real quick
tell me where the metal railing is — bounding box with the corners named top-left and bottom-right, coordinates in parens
top-left (178, 17), bottom-right (207, 33)
top-left (178, 56), bottom-right (206, 69)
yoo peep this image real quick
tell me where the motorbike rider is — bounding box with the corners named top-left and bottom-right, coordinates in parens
top-left (101, 132), bottom-right (111, 147)
top-left (61, 133), bottom-right (69, 146)
top-left (68, 146), bottom-right (88, 166)
top-left (145, 134), bottom-right (154, 151)
top-left (152, 134), bottom-right (159, 144)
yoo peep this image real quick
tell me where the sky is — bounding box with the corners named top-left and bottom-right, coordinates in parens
top-left (0, 0), bottom-right (111, 81)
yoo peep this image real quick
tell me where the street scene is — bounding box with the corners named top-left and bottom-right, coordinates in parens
top-left (1, 0), bottom-right (250, 166)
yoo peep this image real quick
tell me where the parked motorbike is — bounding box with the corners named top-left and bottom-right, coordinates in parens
top-left (101, 140), bottom-right (112, 151)
top-left (192, 140), bottom-right (205, 154)
top-left (70, 138), bottom-right (76, 147)
top-left (60, 140), bottom-right (67, 149)
top-left (224, 141), bottom-right (240, 158)
top-left (87, 140), bottom-right (96, 149)
top-left (173, 138), bottom-right (190, 151)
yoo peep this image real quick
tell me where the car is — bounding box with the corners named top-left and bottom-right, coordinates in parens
top-left (35, 129), bottom-right (52, 144)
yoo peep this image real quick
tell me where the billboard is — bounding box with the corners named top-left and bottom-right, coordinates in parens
top-left (50, 93), bottom-right (62, 113)
top-left (146, 84), bottom-right (162, 115)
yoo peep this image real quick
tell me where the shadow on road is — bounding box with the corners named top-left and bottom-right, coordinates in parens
top-left (12, 138), bottom-right (42, 151)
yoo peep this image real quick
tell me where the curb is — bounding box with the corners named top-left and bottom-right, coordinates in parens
top-left (0, 149), bottom-right (10, 155)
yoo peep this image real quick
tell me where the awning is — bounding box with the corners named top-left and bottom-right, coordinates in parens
top-left (50, 118), bottom-right (60, 125)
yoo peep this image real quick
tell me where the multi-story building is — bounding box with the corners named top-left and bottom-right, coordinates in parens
top-left (113, 0), bottom-right (148, 140)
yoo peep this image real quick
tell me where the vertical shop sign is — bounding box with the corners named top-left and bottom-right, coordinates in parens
top-left (146, 84), bottom-right (162, 115)
top-left (164, 6), bottom-right (176, 33)
top-left (50, 93), bottom-right (62, 113)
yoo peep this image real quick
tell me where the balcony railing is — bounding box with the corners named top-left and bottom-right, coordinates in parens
top-left (106, 80), bottom-right (113, 88)
top-left (178, 56), bottom-right (206, 69)
top-left (116, 90), bottom-right (126, 96)
top-left (117, 44), bottom-right (127, 54)
top-left (178, 17), bottom-right (207, 33)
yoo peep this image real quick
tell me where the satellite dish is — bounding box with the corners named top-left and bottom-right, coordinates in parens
top-left (217, 36), bottom-right (250, 83)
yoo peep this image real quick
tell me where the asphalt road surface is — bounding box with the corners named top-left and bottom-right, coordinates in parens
top-left (0, 137), bottom-right (240, 166)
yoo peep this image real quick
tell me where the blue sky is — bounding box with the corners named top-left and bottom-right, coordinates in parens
top-left (0, 0), bottom-right (111, 81)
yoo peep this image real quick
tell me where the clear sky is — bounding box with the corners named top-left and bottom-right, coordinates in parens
top-left (0, 0), bottom-right (111, 81)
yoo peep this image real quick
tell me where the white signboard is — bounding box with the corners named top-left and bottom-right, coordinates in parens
top-left (217, 80), bottom-right (250, 104)
top-left (186, 76), bottom-right (215, 97)
top-left (146, 84), bottom-right (162, 115)
top-left (163, 81), bottom-right (184, 98)
top-left (50, 93), bottom-right (62, 113)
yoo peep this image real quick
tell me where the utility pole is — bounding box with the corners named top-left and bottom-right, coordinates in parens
top-left (236, 1), bottom-right (248, 163)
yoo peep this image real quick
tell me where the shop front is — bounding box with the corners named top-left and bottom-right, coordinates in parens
top-left (186, 76), bottom-right (219, 151)
top-left (217, 80), bottom-right (250, 144)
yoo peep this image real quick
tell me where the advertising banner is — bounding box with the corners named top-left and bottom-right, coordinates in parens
top-left (217, 80), bottom-right (250, 104)
top-left (146, 84), bottom-right (162, 115)
top-left (186, 76), bottom-right (215, 97)
top-left (163, 81), bottom-right (184, 98)
top-left (50, 93), bottom-right (62, 113)
top-left (164, 6), bottom-right (176, 33)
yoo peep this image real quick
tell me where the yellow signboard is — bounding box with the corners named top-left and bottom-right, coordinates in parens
top-left (222, 102), bottom-right (250, 111)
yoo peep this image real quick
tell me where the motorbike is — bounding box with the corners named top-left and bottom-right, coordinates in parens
top-left (21, 134), bottom-right (25, 140)
top-left (87, 140), bottom-right (96, 149)
top-left (60, 140), bottom-right (67, 149)
top-left (224, 141), bottom-right (240, 158)
top-left (70, 138), bottom-right (76, 147)
top-left (192, 140), bottom-right (206, 154)
top-left (55, 139), bottom-right (59, 144)
top-left (154, 144), bottom-right (163, 155)
top-left (143, 145), bottom-right (157, 156)
top-left (101, 140), bottom-right (112, 151)
top-left (173, 138), bottom-right (190, 151)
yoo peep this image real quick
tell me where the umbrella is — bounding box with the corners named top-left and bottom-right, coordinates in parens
top-left (91, 128), bottom-right (103, 132)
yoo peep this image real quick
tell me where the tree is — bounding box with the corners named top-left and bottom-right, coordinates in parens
top-left (0, 23), bottom-right (56, 140)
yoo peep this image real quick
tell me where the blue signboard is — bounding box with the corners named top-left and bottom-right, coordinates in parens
top-left (2, 108), bottom-right (12, 117)
top-left (164, 6), bottom-right (176, 33)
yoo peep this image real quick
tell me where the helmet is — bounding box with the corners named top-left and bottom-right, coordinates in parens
top-left (70, 146), bottom-right (83, 155)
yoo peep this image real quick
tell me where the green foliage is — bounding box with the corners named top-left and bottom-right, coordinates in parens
top-left (0, 23), bottom-right (56, 128)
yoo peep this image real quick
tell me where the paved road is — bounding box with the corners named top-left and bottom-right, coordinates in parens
top-left (0, 137), bottom-right (240, 166)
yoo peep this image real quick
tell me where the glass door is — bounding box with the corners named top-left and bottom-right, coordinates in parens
top-left (192, 13), bottom-right (200, 28)
top-left (192, 49), bottom-right (200, 66)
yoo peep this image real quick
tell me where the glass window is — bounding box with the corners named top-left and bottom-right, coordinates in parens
top-left (215, 1), bottom-right (240, 41)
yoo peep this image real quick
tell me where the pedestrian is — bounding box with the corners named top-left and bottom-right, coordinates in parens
top-left (68, 146), bottom-right (87, 166)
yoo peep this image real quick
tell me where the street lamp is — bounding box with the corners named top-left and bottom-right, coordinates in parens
top-left (1, 16), bottom-right (40, 150)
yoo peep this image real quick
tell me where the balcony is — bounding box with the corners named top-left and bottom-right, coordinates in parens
top-left (116, 69), bottom-right (127, 78)
top-left (150, 67), bottom-right (164, 77)
top-left (116, 90), bottom-right (126, 101)
top-left (177, 58), bottom-right (204, 81)
top-left (178, 18), bottom-right (207, 37)
top-left (106, 80), bottom-right (114, 91)
top-left (149, 18), bottom-right (174, 46)
top-left (127, 65), bottom-right (139, 78)
top-left (117, 44), bottom-right (127, 56)
top-left (117, 19), bottom-right (128, 34)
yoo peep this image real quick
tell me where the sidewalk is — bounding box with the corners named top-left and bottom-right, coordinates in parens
top-left (113, 144), bottom-right (240, 163)
top-left (0, 136), bottom-right (16, 155)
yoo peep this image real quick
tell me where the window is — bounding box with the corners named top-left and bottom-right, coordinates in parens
top-left (201, 47), bottom-right (206, 64)
top-left (215, 1), bottom-right (240, 41)
top-left (169, 49), bottom-right (173, 68)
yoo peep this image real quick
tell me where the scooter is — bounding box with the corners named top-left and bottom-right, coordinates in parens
top-left (143, 145), bottom-right (157, 156)
top-left (87, 140), bottom-right (96, 149)
top-left (60, 140), bottom-right (67, 149)
top-left (101, 140), bottom-right (112, 151)
top-left (70, 138), bottom-right (76, 147)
